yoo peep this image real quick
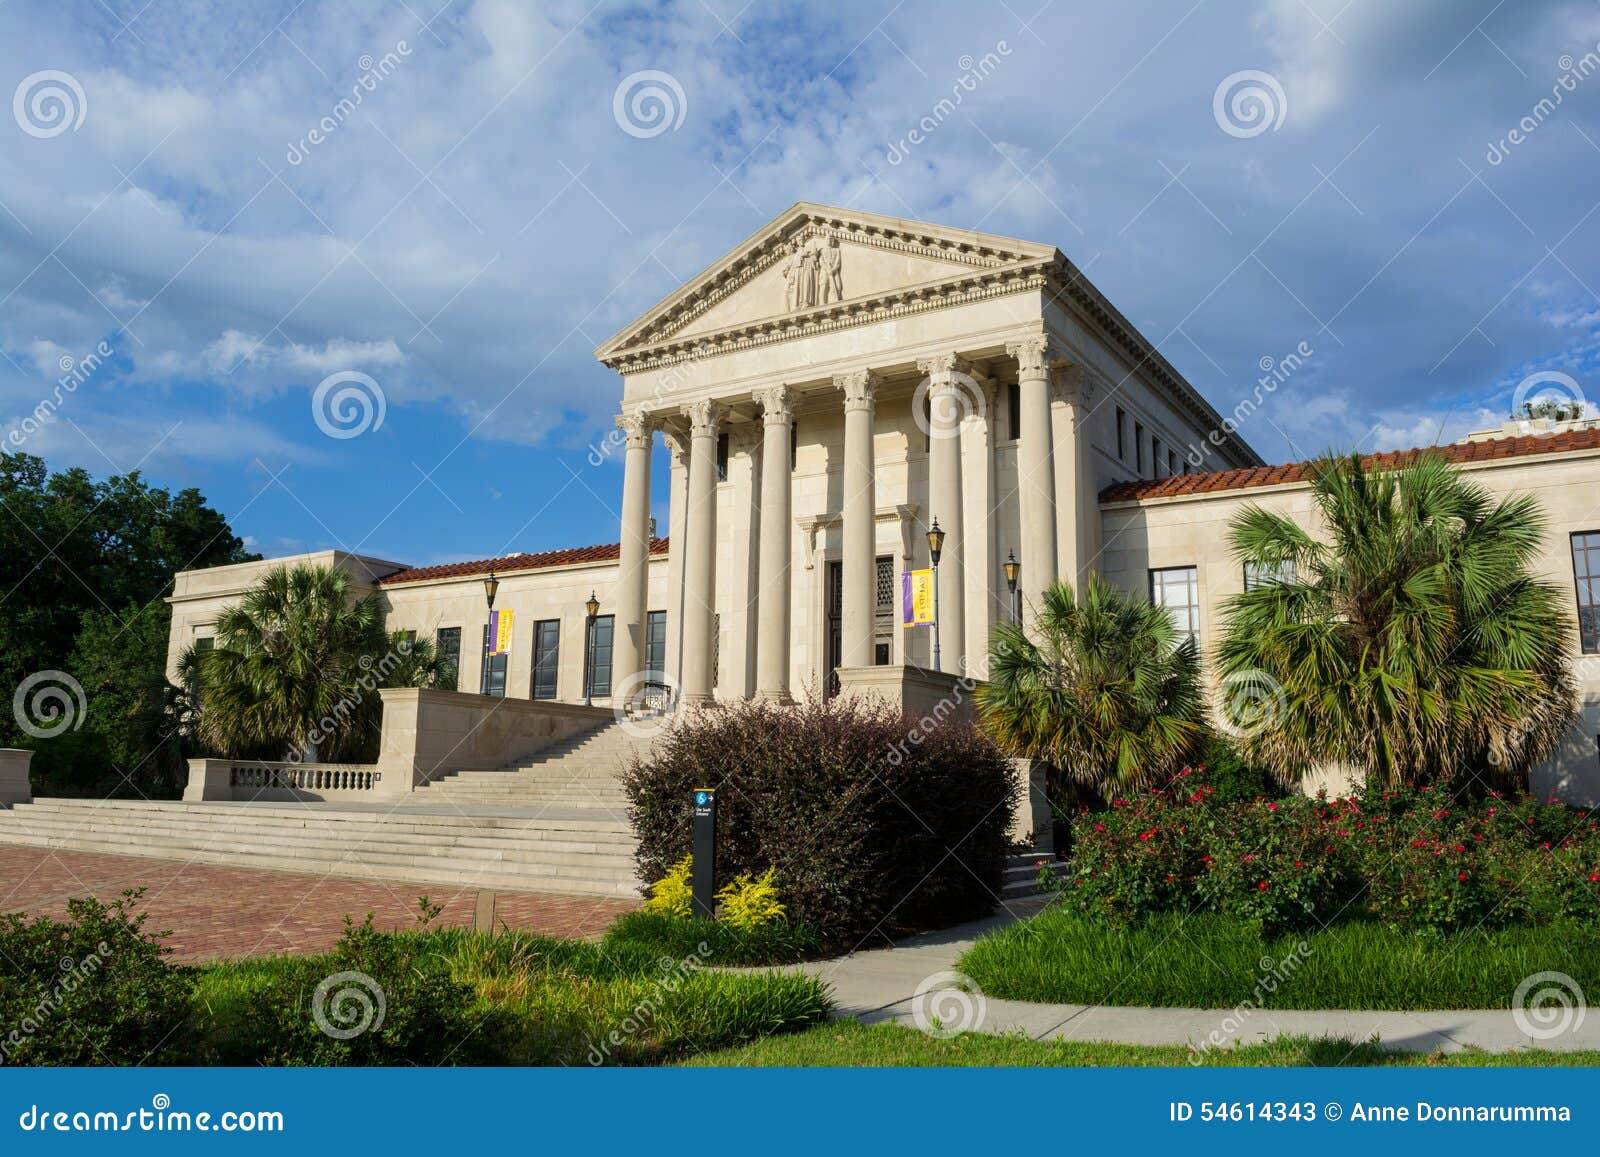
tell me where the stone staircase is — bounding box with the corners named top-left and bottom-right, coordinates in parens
top-left (1001, 852), bottom-right (1066, 903)
top-left (0, 798), bottom-right (641, 898)
top-left (411, 718), bottom-right (659, 810)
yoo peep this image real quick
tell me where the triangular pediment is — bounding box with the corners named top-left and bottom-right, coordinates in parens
top-left (595, 202), bottom-right (1058, 367)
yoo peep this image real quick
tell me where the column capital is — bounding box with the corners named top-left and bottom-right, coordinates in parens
top-left (614, 406), bottom-right (654, 449)
top-left (682, 398), bottom-right (721, 438)
top-left (661, 427), bottom-right (689, 463)
top-left (834, 369), bottom-right (878, 412)
top-left (757, 384), bottom-right (795, 426)
top-left (916, 352), bottom-right (970, 382)
top-left (1051, 362), bottom-right (1090, 406)
top-left (1006, 333), bottom-right (1064, 379)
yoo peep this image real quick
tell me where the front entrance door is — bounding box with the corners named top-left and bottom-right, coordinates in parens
top-left (826, 556), bottom-right (893, 699)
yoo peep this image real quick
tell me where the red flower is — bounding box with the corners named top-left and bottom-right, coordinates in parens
top-left (1258, 881), bottom-right (1268, 890)
top-left (1458, 871), bottom-right (1469, 882)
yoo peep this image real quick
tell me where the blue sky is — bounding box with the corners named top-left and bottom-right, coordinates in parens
top-left (2, 0), bottom-right (1598, 569)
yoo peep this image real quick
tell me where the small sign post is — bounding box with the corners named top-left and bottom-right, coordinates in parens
top-left (691, 787), bottom-right (717, 919)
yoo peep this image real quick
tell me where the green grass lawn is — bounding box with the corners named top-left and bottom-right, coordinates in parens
top-left (958, 908), bottom-right (1600, 1010)
top-left (684, 1020), bottom-right (1600, 1067)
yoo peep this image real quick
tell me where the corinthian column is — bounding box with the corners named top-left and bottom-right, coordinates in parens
top-left (920, 354), bottom-right (967, 673)
top-left (756, 385), bottom-right (794, 700)
top-left (613, 407), bottom-right (653, 696)
top-left (680, 399), bottom-right (720, 703)
top-left (838, 370), bottom-right (878, 669)
top-left (1007, 335), bottom-right (1059, 604)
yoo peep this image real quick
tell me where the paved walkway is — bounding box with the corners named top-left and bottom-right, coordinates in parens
top-left (0, 847), bottom-right (636, 963)
top-left (793, 909), bottom-right (1600, 1054)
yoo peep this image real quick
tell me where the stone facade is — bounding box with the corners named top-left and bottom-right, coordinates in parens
top-left (161, 202), bottom-right (1600, 803)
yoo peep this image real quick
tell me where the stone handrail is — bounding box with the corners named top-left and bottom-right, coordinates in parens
top-left (184, 758), bottom-right (383, 802)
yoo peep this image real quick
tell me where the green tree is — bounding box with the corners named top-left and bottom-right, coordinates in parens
top-left (191, 563), bottom-right (440, 762)
top-left (0, 451), bottom-right (253, 794)
top-left (1216, 452), bottom-right (1576, 791)
top-left (976, 576), bottom-right (1205, 800)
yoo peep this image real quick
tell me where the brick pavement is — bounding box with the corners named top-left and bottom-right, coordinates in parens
top-left (0, 846), bottom-right (638, 963)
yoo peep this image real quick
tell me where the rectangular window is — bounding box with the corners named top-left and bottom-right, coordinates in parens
top-left (1244, 561), bottom-right (1296, 591)
top-left (875, 555), bottom-right (894, 665)
top-left (532, 619), bottom-right (560, 700)
top-left (434, 627), bottom-right (461, 692)
top-left (1168, 450), bottom-right (1178, 478)
top-left (1150, 565), bottom-right (1200, 646)
top-left (711, 612), bottom-right (721, 689)
top-left (1007, 381), bottom-right (1022, 441)
top-left (194, 636), bottom-right (214, 653)
top-left (1573, 532), bottom-right (1600, 653)
top-left (716, 432), bottom-right (729, 482)
top-left (790, 420), bottom-right (799, 470)
top-left (585, 615), bottom-right (614, 698)
top-left (645, 610), bottom-right (667, 690)
top-left (1135, 422), bottom-right (1145, 476)
top-left (1152, 437), bottom-right (1165, 478)
top-left (480, 624), bottom-right (507, 698)
top-left (1116, 408), bottom-right (1127, 461)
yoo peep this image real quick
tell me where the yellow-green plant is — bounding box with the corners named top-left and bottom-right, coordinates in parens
top-left (643, 856), bottom-right (693, 919)
top-left (716, 866), bottom-right (786, 930)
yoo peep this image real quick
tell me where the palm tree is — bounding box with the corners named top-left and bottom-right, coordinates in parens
top-left (1216, 452), bottom-right (1576, 791)
top-left (188, 563), bottom-right (440, 762)
top-left (977, 575), bottom-right (1205, 800)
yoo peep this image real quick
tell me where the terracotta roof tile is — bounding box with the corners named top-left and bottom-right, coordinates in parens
top-left (378, 538), bottom-right (668, 586)
top-left (1100, 427), bottom-right (1600, 504)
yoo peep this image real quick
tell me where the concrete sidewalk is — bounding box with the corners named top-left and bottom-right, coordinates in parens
top-left (788, 908), bottom-right (1600, 1054)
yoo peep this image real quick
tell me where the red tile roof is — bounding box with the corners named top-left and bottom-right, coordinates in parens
top-left (1100, 427), bottom-right (1600, 504)
top-left (378, 537), bottom-right (668, 586)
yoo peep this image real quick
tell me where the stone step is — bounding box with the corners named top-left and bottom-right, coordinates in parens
top-left (1, 812), bottom-right (637, 863)
top-left (18, 798), bottom-right (631, 835)
top-left (0, 831), bottom-right (640, 897)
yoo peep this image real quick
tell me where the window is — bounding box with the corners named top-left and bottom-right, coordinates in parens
top-left (480, 624), bottom-right (507, 698)
top-left (716, 432), bottom-right (729, 482)
top-left (875, 555), bottom-right (894, 665)
top-left (1573, 532), bottom-right (1600, 653)
top-left (1007, 381), bottom-right (1021, 441)
top-left (1135, 422), bottom-right (1145, 476)
top-left (1244, 561), bottom-right (1296, 591)
top-left (1116, 408), bottom-right (1127, 461)
top-left (1150, 566), bottom-right (1200, 645)
top-left (645, 610), bottom-right (667, 690)
top-left (585, 614), bottom-right (614, 697)
top-left (790, 420), bottom-right (799, 470)
top-left (1152, 437), bottom-right (1165, 478)
top-left (434, 627), bottom-right (461, 692)
top-left (711, 613), bottom-right (721, 689)
top-left (532, 619), bottom-right (560, 700)
top-left (1168, 450), bottom-right (1178, 478)
top-left (194, 636), bottom-right (214, 653)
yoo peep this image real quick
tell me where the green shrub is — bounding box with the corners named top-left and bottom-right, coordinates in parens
top-left (0, 890), bottom-right (192, 1066)
top-left (606, 910), bottom-right (818, 966)
top-left (1062, 779), bottom-right (1600, 935)
top-left (213, 915), bottom-right (505, 1065)
top-left (623, 696), bottom-right (1016, 954)
top-left (1193, 734), bottom-right (1286, 802)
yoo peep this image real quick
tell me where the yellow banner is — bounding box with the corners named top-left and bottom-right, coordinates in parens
top-left (902, 569), bottom-right (934, 627)
top-left (491, 609), bottom-right (514, 655)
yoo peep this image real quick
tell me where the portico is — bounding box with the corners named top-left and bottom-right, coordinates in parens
top-left (594, 202), bottom-right (1257, 706)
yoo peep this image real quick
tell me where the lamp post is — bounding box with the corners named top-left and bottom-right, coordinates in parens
top-left (927, 519), bottom-right (945, 672)
top-left (482, 571), bottom-right (499, 696)
top-left (583, 591), bottom-right (600, 706)
top-left (1004, 550), bottom-right (1021, 625)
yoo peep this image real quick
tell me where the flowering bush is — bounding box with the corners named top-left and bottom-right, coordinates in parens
top-left (716, 867), bottom-right (786, 931)
top-left (1064, 775), bottom-right (1600, 935)
top-left (643, 856), bottom-right (694, 920)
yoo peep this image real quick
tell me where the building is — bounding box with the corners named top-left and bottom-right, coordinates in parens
top-left (164, 202), bottom-right (1600, 805)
